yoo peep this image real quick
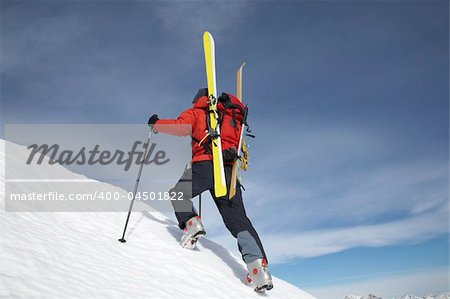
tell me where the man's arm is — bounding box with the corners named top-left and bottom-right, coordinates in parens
top-left (151, 108), bottom-right (196, 137)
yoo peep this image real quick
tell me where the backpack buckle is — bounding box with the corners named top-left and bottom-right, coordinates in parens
top-left (208, 127), bottom-right (219, 139)
top-left (207, 95), bottom-right (217, 105)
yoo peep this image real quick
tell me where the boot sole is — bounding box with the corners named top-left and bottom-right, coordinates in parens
top-left (254, 284), bottom-right (274, 293)
top-left (181, 231), bottom-right (206, 249)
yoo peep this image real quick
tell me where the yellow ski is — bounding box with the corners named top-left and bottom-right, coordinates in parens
top-left (203, 31), bottom-right (227, 197)
top-left (229, 62), bottom-right (246, 199)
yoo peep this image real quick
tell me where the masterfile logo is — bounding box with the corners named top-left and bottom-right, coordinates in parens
top-left (4, 124), bottom-right (192, 212)
top-left (26, 141), bottom-right (170, 171)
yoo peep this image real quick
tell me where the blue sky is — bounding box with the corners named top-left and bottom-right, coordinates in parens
top-left (1, 1), bottom-right (448, 298)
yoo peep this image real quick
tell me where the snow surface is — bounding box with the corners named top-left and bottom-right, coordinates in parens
top-left (0, 140), bottom-right (316, 299)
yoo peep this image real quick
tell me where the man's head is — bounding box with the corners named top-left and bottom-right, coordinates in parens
top-left (193, 88), bottom-right (208, 103)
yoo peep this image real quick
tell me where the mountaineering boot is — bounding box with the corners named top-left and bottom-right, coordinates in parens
top-left (180, 216), bottom-right (206, 249)
top-left (246, 258), bottom-right (273, 292)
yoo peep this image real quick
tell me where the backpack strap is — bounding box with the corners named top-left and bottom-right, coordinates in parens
top-left (205, 96), bottom-right (220, 141)
top-left (192, 132), bottom-right (213, 155)
top-left (192, 101), bottom-right (217, 156)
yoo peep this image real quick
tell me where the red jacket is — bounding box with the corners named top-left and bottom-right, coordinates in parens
top-left (154, 95), bottom-right (213, 163)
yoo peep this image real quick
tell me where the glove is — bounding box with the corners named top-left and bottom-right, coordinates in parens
top-left (148, 114), bottom-right (159, 127)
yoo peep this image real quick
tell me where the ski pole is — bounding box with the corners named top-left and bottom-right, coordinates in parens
top-left (118, 129), bottom-right (154, 243)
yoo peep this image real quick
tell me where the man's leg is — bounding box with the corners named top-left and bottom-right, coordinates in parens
top-left (211, 167), bottom-right (267, 263)
top-left (211, 166), bottom-right (273, 291)
top-left (171, 161), bottom-right (214, 229)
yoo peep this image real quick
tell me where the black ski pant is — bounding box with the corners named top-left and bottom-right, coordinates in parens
top-left (170, 160), bottom-right (267, 264)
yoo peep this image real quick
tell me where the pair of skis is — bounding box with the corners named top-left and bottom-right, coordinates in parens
top-left (203, 31), bottom-right (247, 199)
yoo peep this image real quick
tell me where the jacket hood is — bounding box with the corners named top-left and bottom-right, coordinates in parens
top-left (193, 95), bottom-right (209, 109)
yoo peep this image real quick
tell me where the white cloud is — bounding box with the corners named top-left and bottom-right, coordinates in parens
top-left (267, 207), bottom-right (447, 262)
top-left (237, 124), bottom-right (448, 232)
top-left (305, 267), bottom-right (449, 299)
top-left (210, 205), bottom-right (448, 264)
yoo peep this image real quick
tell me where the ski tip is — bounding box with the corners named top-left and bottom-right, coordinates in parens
top-left (203, 31), bottom-right (215, 46)
top-left (203, 31), bottom-right (213, 38)
top-left (240, 62), bottom-right (246, 69)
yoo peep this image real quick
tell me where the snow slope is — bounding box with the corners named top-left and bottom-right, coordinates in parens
top-left (0, 140), bottom-right (315, 299)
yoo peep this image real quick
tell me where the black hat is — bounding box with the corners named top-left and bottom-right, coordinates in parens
top-left (193, 88), bottom-right (208, 103)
